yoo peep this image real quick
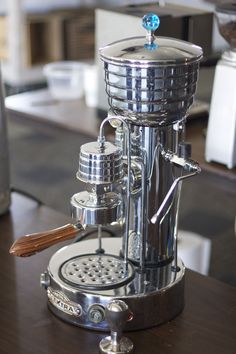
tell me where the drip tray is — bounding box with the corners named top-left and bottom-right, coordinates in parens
top-left (59, 254), bottom-right (134, 290)
top-left (47, 239), bottom-right (185, 330)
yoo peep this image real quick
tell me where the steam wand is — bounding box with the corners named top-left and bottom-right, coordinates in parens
top-left (151, 150), bottom-right (201, 225)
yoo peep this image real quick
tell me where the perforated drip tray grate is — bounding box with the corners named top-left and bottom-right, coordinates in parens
top-left (59, 254), bottom-right (134, 290)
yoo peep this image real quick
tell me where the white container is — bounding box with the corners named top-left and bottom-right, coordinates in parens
top-left (84, 64), bottom-right (98, 107)
top-left (205, 55), bottom-right (236, 169)
top-left (43, 61), bottom-right (85, 100)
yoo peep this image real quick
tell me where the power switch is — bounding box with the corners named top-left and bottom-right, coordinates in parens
top-left (88, 304), bottom-right (105, 324)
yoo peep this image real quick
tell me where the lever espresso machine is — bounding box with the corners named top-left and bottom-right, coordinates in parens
top-left (10, 13), bottom-right (203, 344)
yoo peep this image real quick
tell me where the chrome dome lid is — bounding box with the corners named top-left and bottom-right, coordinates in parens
top-left (99, 13), bottom-right (203, 67)
top-left (100, 36), bottom-right (203, 67)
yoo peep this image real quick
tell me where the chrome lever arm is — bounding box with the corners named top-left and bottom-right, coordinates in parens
top-left (151, 150), bottom-right (201, 225)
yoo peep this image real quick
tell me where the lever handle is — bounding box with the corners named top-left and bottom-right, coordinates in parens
top-left (151, 149), bottom-right (201, 225)
top-left (9, 223), bottom-right (83, 257)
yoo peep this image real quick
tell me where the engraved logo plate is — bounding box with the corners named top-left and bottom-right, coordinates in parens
top-left (47, 287), bottom-right (82, 317)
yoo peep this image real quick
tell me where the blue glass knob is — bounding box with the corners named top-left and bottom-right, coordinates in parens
top-left (142, 13), bottom-right (160, 32)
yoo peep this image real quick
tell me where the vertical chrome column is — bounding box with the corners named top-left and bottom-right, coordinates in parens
top-left (99, 13), bottom-right (203, 268)
top-left (126, 123), bottom-right (186, 265)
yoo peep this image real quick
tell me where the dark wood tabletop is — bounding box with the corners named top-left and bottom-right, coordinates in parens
top-left (0, 192), bottom-right (236, 354)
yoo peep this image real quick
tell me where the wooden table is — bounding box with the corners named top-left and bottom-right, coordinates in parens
top-left (1, 192), bottom-right (236, 354)
top-left (5, 89), bottom-right (103, 139)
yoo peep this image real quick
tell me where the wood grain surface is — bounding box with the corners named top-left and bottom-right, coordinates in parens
top-left (0, 193), bottom-right (236, 354)
top-left (9, 223), bottom-right (80, 257)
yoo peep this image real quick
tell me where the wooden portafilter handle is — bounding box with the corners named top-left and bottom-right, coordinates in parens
top-left (9, 223), bottom-right (83, 257)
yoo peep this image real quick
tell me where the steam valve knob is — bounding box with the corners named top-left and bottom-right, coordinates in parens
top-left (99, 300), bottom-right (134, 354)
top-left (142, 13), bottom-right (160, 50)
top-left (142, 13), bottom-right (160, 32)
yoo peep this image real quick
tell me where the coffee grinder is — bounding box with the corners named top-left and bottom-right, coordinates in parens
top-left (206, 2), bottom-right (236, 168)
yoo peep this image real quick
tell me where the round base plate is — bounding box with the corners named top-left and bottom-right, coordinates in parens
top-left (46, 238), bottom-right (185, 331)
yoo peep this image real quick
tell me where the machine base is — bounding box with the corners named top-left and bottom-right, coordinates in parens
top-left (43, 238), bottom-right (185, 331)
top-left (99, 336), bottom-right (134, 354)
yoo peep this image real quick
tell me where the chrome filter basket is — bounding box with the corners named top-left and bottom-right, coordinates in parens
top-left (39, 13), bottom-right (203, 338)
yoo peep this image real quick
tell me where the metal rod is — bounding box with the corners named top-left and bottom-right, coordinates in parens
top-left (132, 157), bottom-right (146, 270)
top-left (98, 116), bottom-right (131, 267)
top-left (140, 162), bottom-right (146, 270)
top-left (98, 225), bottom-right (102, 252)
top-left (151, 172), bottom-right (197, 225)
top-left (173, 182), bottom-right (182, 271)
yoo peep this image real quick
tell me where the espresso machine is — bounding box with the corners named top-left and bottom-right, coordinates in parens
top-left (10, 13), bottom-right (202, 353)
top-left (206, 2), bottom-right (236, 169)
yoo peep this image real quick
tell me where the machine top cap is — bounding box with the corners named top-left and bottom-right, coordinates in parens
top-left (99, 13), bottom-right (203, 67)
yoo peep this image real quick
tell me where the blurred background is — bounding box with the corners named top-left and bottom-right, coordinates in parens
top-left (0, 0), bottom-right (229, 93)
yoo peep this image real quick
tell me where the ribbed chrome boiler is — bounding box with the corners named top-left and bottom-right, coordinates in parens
top-left (101, 37), bottom-right (201, 126)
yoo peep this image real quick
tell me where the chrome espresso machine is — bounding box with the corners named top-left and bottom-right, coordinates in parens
top-left (10, 13), bottom-right (202, 354)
